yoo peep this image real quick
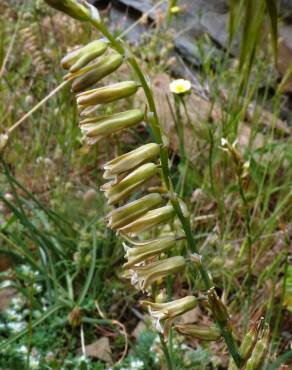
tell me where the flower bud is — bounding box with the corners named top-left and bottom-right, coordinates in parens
top-left (129, 256), bottom-right (185, 292)
top-left (141, 296), bottom-right (197, 339)
top-left (108, 193), bottom-right (163, 230)
top-left (246, 324), bottom-right (270, 370)
top-left (103, 143), bottom-right (160, 179)
top-left (123, 235), bottom-right (176, 268)
top-left (80, 109), bottom-right (144, 145)
top-left (175, 323), bottom-right (221, 341)
top-left (0, 133), bottom-right (9, 152)
top-left (207, 288), bottom-right (230, 327)
top-left (70, 54), bottom-right (123, 93)
top-left (61, 40), bottom-right (108, 72)
top-left (239, 321), bottom-right (259, 360)
top-left (101, 163), bottom-right (159, 205)
top-left (44, 0), bottom-right (99, 22)
top-left (119, 205), bottom-right (175, 235)
top-left (76, 81), bottom-right (139, 107)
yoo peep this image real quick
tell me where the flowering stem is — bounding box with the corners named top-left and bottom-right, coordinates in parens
top-left (159, 333), bottom-right (174, 370)
top-left (89, 17), bottom-right (242, 368)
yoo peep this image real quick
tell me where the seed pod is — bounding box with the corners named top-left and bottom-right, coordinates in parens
top-left (175, 323), bottom-right (221, 341)
top-left (76, 81), bottom-right (139, 107)
top-left (44, 0), bottom-right (98, 22)
top-left (70, 54), bottom-right (123, 92)
top-left (129, 256), bottom-right (185, 292)
top-left (246, 324), bottom-right (270, 370)
top-left (119, 205), bottom-right (175, 235)
top-left (101, 163), bottom-right (159, 205)
top-left (80, 109), bottom-right (144, 144)
top-left (123, 235), bottom-right (176, 268)
top-left (103, 143), bottom-right (160, 179)
top-left (61, 40), bottom-right (108, 72)
top-left (141, 296), bottom-right (197, 339)
top-left (0, 133), bottom-right (9, 152)
top-left (108, 193), bottom-right (163, 230)
top-left (207, 288), bottom-right (230, 327)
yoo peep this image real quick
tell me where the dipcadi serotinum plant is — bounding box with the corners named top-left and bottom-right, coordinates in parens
top-left (41, 1), bottom-right (271, 368)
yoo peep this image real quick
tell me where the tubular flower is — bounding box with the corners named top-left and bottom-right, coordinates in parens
top-left (129, 256), bottom-right (186, 292)
top-left (76, 81), bottom-right (139, 107)
top-left (44, 0), bottom-right (99, 22)
top-left (141, 296), bottom-right (197, 339)
top-left (107, 193), bottom-right (163, 230)
top-left (123, 235), bottom-right (176, 268)
top-left (175, 323), bottom-right (221, 341)
top-left (119, 205), bottom-right (175, 235)
top-left (69, 54), bottom-right (124, 93)
top-left (80, 109), bottom-right (144, 144)
top-left (101, 163), bottom-right (159, 205)
top-left (61, 40), bottom-right (108, 72)
top-left (103, 143), bottom-right (160, 179)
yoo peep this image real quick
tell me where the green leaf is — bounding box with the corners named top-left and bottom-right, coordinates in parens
top-left (265, 0), bottom-right (278, 63)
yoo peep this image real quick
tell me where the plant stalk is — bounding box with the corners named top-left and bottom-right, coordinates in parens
top-left (89, 17), bottom-right (242, 368)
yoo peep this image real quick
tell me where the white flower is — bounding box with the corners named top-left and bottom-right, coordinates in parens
top-left (17, 345), bottom-right (28, 354)
top-left (29, 356), bottom-right (40, 369)
top-left (7, 321), bottom-right (26, 333)
top-left (169, 79), bottom-right (191, 94)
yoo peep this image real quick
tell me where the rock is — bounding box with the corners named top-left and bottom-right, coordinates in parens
top-left (83, 337), bottom-right (113, 363)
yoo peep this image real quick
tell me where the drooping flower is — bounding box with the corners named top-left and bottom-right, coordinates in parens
top-left (101, 162), bottom-right (159, 205)
top-left (129, 256), bottom-right (185, 292)
top-left (61, 40), bottom-right (108, 72)
top-left (123, 234), bottom-right (176, 267)
top-left (80, 109), bottom-right (144, 144)
top-left (141, 296), bottom-right (197, 339)
top-left (108, 193), bottom-right (163, 230)
top-left (119, 205), bottom-right (175, 235)
top-left (103, 143), bottom-right (160, 179)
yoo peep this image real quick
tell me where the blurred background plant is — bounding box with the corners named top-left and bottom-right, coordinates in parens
top-left (0, 0), bottom-right (291, 369)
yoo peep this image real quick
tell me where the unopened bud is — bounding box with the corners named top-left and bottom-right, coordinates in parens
top-left (119, 204), bottom-right (175, 235)
top-left (70, 54), bottom-right (123, 93)
top-left (61, 40), bottom-right (108, 72)
top-left (175, 323), bottom-right (221, 341)
top-left (76, 81), bottom-right (139, 107)
top-left (101, 163), bottom-right (159, 205)
top-left (80, 109), bottom-right (143, 145)
top-left (123, 235), bottom-right (176, 268)
top-left (129, 256), bottom-right (185, 292)
top-left (44, 0), bottom-right (99, 22)
top-left (103, 143), bottom-right (160, 179)
top-left (108, 193), bottom-right (163, 230)
top-left (246, 324), bottom-right (270, 370)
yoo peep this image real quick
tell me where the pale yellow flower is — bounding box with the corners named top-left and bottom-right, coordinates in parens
top-left (169, 79), bottom-right (191, 95)
top-left (170, 6), bottom-right (181, 14)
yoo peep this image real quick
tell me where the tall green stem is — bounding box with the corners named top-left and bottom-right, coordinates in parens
top-left (89, 17), bottom-right (242, 368)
